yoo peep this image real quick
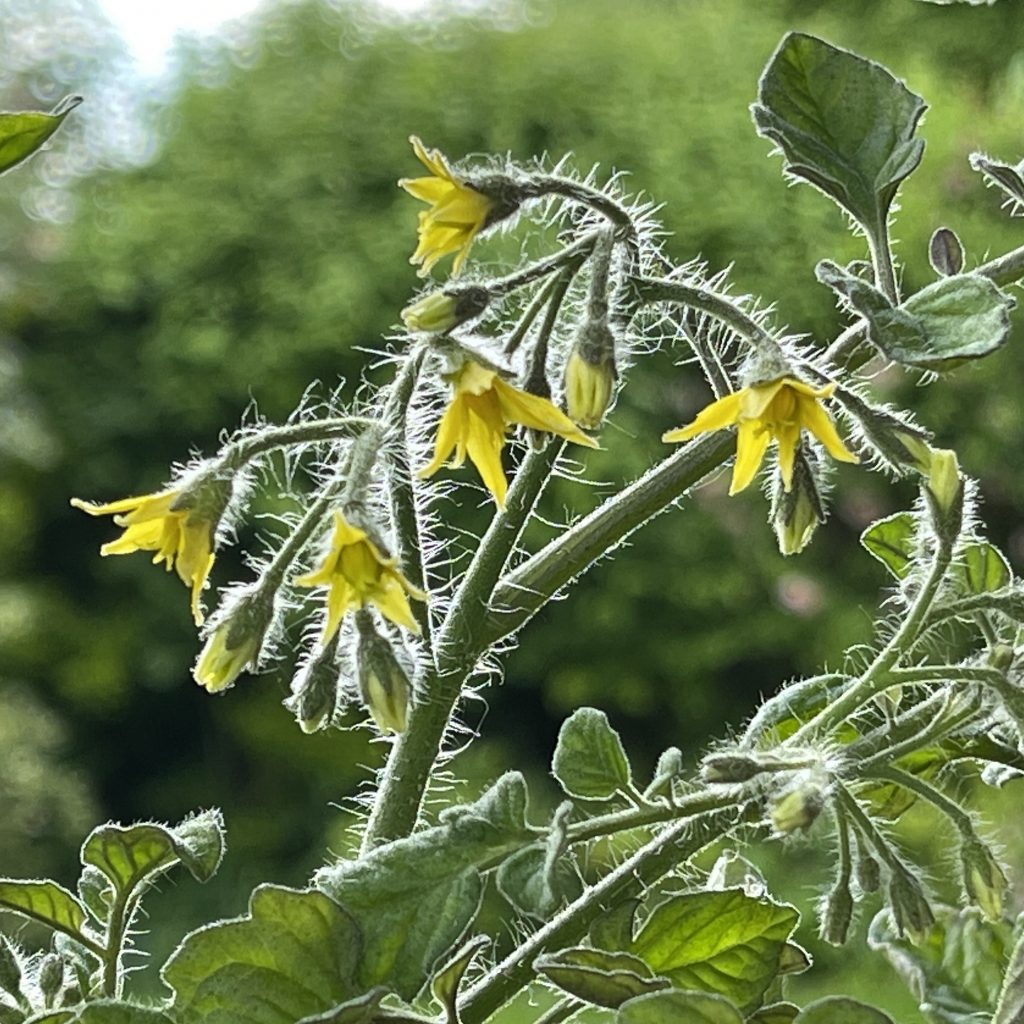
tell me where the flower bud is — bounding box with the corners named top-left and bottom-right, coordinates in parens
top-left (285, 635), bottom-right (341, 734)
top-left (37, 954), bottom-right (63, 1008)
top-left (193, 590), bottom-right (273, 693)
top-left (769, 776), bottom-right (825, 834)
top-left (888, 865), bottom-right (935, 942)
top-left (564, 319), bottom-right (618, 430)
top-left (701, 752), bottom-right (762, 784)
top-left (819, 878), bottom-right (854, 946)
top-left (929, 227), bottom-right (964, 277)
top-left (0, 938), bottom-right (22, 1002)
top-left (922, 448), bottom-right (964, 549)
top-left (355, 611), bottom-right (412, 734)
top-left (855, 849), bottom-right (881, 894)
top-left (772, 446), bottom-right (825, 556)
top-left (402, 285), bottom-right (490, 334)
top-left (960, 838), bottom-right (1007, 921)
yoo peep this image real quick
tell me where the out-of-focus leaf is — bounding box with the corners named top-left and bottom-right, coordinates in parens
top-left (0, 96), bottom-right (80, 176)
top-left (617, 990), bottom-right (744, 1024)
top-left (868, 906), bottom-right (1011, 1022)
top-left (970, 152), bottom-right (1024, 211)
top-left (629, 889), bottom-right (799, 1011)
top-left (860, 512), bottom-right (916, 579)
top-left (552, 708), bottom-right (632, 800)
top-left (794, 996), bottom-right (896, 1023)
top-left (590, 900), bottom-right (640, 952)
top-left (707, 851), bottom-right (767, 897)
top-left (162, 885), bottom-right (361, 1024)
top-left (749, 1004), bottom-right (800, 1024)
top-left (0, 880), bottom-right (90, 945)
top-left (295, 988), bottom-right (388, 1024)
top-left (316, 773), bottom-right (529, 1000)
top-left (27, 1006), bottom-right (173, 1024)
top-left (81, 810), bottom-right (225, 897)
top-left (431, 936), bottom-right (488, 1024)
top-left (752, 33), bottom-right (925, 233)
top-left (994, 925), bottom-right (1024, 1024)
top-left (535, 947), bottom-right (669, 1009)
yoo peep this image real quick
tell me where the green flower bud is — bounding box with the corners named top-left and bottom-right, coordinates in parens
top-left (0, 938), bottom-right (22, 1002)
top-left (701, 752), bottom-right (762, 783)
top-left (888, 865), bottom-right (935, 942)
top-left (285, 635), bottom-right (341, 734)
top-left (856, 849), bottom-right (881, 895)
top-left (194, 589), bottom-right (272, 693)
top-left (922, 447), bottom-right (964, 549)
top-left (564, 318), bottom-right (618, 430)
top-left (819, 878), bottom-right (854, 946)
top-left (960, 838), bottom-right (1007, 921)
top-left (772, 445), bottom-right (825, 556)
top-left (769, 776), bottom-right (825, 834)
top-left (402, 285), bottom-right (490, 333)
top-left (37, 955), bottom-right (63, 1008)
top-left (355, 611), bottom-right (412, 735)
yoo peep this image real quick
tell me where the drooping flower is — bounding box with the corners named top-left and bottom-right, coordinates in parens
top-left (420, 359), bottom-right (600, 507)
top-left (399, 136), bottom-right (504, 277)
top-left (662, 377), bottom-right (859, 495)
top-left (71, 488), bottom-right (216, 625)
top-left (294, 511), bottom-right (426, 642)
top-left (564, 347), bottom-right (616, 430)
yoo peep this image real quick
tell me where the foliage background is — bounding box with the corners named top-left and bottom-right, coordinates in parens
top-left (2, 0), bottom-right (1024, 1018)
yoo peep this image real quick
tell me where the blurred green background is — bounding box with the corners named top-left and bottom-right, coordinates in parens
top-left (2, 0), bottom-right (1024, 1017)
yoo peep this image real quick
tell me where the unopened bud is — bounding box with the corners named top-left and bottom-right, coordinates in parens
top-left (820, 879), bottom-right (854, 946)
top-left (402, 286), bottom-right (490, 334)
top-left (772, 446), bottom-right (825, 556)
top-left (960, 838), bottom-right (1007, 921)
top-left (285, 635), bottom-right (341, 734)
top-left (644, 746), bottom-right (683, 801)
top-left (564, 319), bottom-right (618, 430)
top-left (770, 776), bottom-right (825, 834)
top-left (193, 590), bottom-right (272, 693)
top-left (922, 448), bottom-right (964, 549)
top-left (856, 850), bottom-right (881, 894)
top-left (0, 938), bottom-right (22, 1001)
top-left (701, 752), bottom-right (762, 784)
top-left (355, 611), bottom-right (412, 734)
top-left (929, 227), bottom-right (964, 277)
top-left (888, 865), bottom-right (935, 941)
top-left (37, 955), bottom-right (63, 1007)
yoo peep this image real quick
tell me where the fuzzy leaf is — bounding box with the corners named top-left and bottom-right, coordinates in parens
top-left (0, 96), bottom-right (80, 176)
top-left (752, 33), bottom-right (925, 232)
top-left (994, 926), bottom-right (1024, 1024)
top-left (535, 948), bottom-right (669, 1009)
top-left (295, 988), bottom-right (388, 1024)
top-left (794, 997), bottom-right (896, 1024)
top-left (162, 885), bottom-right (362, 1024)
top-left (617, 990), bottom-right (744, 1024)
top-left (552, 708), bottom-right (632, 800)
top-left (630, 890), bottom-right (799, 1011)
top-left (316, 773), bottom-right (529, 1000)
top-left (82, 810), bottom-right (225, 898)
top-left (868, 906), bottom-right (1011, 1022)
top-left (28, 1006), bottom-right (174, 1024)
top-left (860, 512), bottom-right (916, 579)
top-left (970, 152), bottom-right (1024, 210)
top-left (958, 542), bottom-right (1012, 595)
top-left (431, 936), bottom-right (488, 1024)
top-left (590, 900), bottom-right (641, 952)
top-left (0, 880), bottom-right (90, 945)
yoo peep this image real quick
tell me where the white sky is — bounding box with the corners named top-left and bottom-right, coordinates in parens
top-left (99, 0), bottom-right (428, 76)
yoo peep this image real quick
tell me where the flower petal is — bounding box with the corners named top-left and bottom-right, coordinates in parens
top-left (798, 395), bottom-right (860, 464)
top-left (372, 575), bottom-right (421, 635)
top-left (662, 391), bottom-right (742, 443)
top-left (493, 379), bottom-right (599, 449)
top-left (775, 423), bottom-right (801, 491)
top-left (420, 395), bottom-right (469, 478)
top-left (464, 403), bottom-right (508, 506)
top-left (730, 422), bottom-right (772, 494)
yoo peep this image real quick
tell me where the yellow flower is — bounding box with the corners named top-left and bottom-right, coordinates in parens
top-left (399, 136), bottom-right (497, 277)
top-left (564, 348), bottom-right (616, 430)
top-left (194, 619), bottom-right (261, 693)
top-left (71, 488), bottom-right (215, 625)
top-left (662, 377), bottom-right (858, 495)
top-left (420, 359), bottom-right (600, 507)
top-left (294, 511), bottom-right (426, 642)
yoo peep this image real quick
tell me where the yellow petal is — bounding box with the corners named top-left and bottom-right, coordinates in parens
top-left (400, 175), bottom-right (453, 203)
top-left (464, 403), bottom-right (509, 507)
top-left (662, 391), bottom-right (742, 443)
top-left (323, 577), bottom-right (356, 644)
top-left (372, 576), bottom-right (421, 635)
top-left (739, 378), bottom-right (788, 419)
top-left (420, 395), bottom-right (469, 478)
top-left (730, 421), bottom-right (772, 495)
top-left (798, 395), bottom-right (860, 465)
top-left (493, 379), bottom-right (599, 449)
top-left (775, 423), bottom-right (801, 492)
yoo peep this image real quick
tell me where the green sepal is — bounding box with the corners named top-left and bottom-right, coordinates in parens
top-left (534, 948), bottom-right (669, 1009)
top-left (616, 989), bottom-right (744, 1024)
top-left (81, 809), bottom-right (225, 898)
top-left (552, 708), bottom-right (632, 800)
top-left (162, 884), bottom-right (362, 1024)
top-left (629, 889), bottom-right (799, 1011)
top-left (860, 512), bottom-right (915, 579)
top-left (0, 881), bottom-right (92, 948)
top-left (430, 936), bottom-right (488, 1024)
top-left (0, 96), bottom-right (80, 176)
top-left (793, 996), bottom-right (896, 1024)
top-left (868, 906), bottom-right (1012, 1021)
top-left (752, 33), bottom-right (925, 234)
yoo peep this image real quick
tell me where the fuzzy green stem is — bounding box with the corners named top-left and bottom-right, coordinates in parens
top-left (505, 273), bottom-right (564, 356)
top-left (527, 176), bottom-right (636, 237)
top-left (491, 232), bottom-right (598, 297)
top-left (867, 216), bottom-right (899, 303)
top-left (224, 416), bottom-right (378, 468)
top-left (872, 766), bottom-right (974, 833)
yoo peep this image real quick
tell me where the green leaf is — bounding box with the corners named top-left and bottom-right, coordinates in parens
top-left (794, 997), bottom-right (896, 1024)
top-left (162, 884), bottom-right (362, 1024)
top-left (629, 890), bottom-right (799, 1011)
top-left (431, 935), bottom-right (488, 1024)
top-left (316, 773), bottom-right (530, 1000)
top-left (868, 906), bottom-right (1011, 1022)
top-left (707, 851), bottom-right (767, 896)
top-left (0, 96), bottom-right (81, 176)
top-left (535, 948), bottom-right (669, 1009)
top-left (752, 32), bottom-right (925, 233)
top-left (970, 152), bottom-right (1024, 210)
top-left (749, 1004), bottom-right (800, 1024)
top-left (777, 942), bottom-right (811, 975)
top-left (860, 512), bottom-right (916, 579)
top-left (617, 990), bottom-right (744, 1024)
top-left (0, 880), bottom-right (91, 946)
top-left (82, 810), bottom-right (225, 898)
top-left (994, 925), bottom-right (1024, 1024)
top-left (590, 900), bottom-right (640, 952)
top-left (27, 1006), bottom-right (174, 1024)
top-left (295, 988), bottom-right (388, 1024)
top-left (552, 708), bottom-right (632, 800)
top-left (958, 542), bottom-right (1012, 594)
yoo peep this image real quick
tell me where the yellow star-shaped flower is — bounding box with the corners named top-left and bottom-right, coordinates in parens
top-left (71, 488), bottom-right (215, 625)
top-left (295, 511), bottom-right (426, 642)
top-left (420, 359), bottom-right (599, 507)
top-left (662, 376), bottom-right (859, 495)
top-left (399, 136), bottom-right (497, 278)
